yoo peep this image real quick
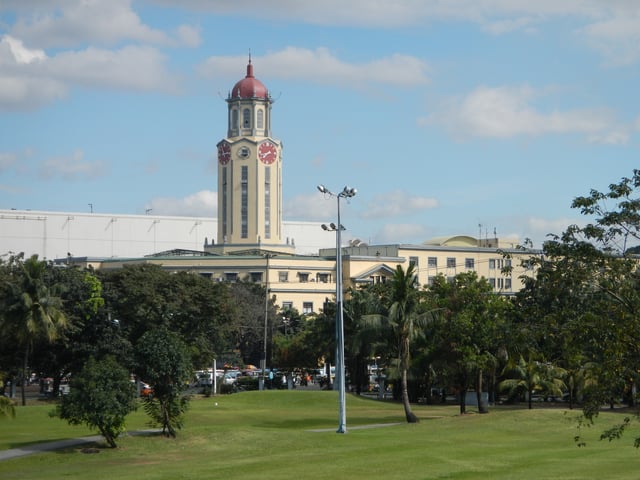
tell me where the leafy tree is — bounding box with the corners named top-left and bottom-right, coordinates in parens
top-left (0, 254), bottom-right (67, 405)
top-left (0, 396), bottom-right (15, 420)
top-left (362, 264), bottom-right (435, 423)
top-left (135, 328), bottom-right (192, 437)
top-left (515, 169), bottom-right (640, 445)
top-left (427, 272), bottom-right (510, 414)
top-left (53, 356), bottom-right (137, 448)
top-left (346, 284), bottom-right (391, 395)
top-left (499, 354), bottom-right (566, 409)
top-left (100, 265), bottom-right (235, 370)
top-left (227, 281), bottom-right (277, 367)
top-left (30, 267), bottom-right (116, 397)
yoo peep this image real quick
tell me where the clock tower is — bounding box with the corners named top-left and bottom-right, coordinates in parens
top-left (211, 60), bottom-right (292, 254)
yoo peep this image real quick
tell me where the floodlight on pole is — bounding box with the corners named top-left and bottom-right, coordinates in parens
top-left (317, 183), bottom-right (357, 434)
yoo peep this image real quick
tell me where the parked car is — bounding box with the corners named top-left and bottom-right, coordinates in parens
top-left (223, 371), bottom-right (241, 385)
top-left (139, 382), bottom-right (153, 397)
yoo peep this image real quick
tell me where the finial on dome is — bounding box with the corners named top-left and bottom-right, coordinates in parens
top-left (246, 50), bottom-right (254, 78)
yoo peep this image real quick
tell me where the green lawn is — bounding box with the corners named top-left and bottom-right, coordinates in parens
top-left (1, 391), bottom-right (639, 479)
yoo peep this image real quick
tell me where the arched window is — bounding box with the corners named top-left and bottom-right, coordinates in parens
top-left (257, 109), bottom-right (264, 129)
top-left (243, 108), bottom-right (251, 128)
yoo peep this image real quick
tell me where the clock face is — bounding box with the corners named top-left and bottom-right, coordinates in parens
top-left (217, 143), bottom-right (231, 165)
top-left (238, 146), bottom-right (251, 159)
top-left (258, 141), bottom-right (277, 165)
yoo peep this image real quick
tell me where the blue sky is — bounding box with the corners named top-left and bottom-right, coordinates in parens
top-left (1, 1), bottom-right (639, 249)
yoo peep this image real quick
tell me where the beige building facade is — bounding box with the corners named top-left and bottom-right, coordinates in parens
top-left (2, 61), bottom-right (539, 314)
top-left (85, 233), bottom-right (533, 314)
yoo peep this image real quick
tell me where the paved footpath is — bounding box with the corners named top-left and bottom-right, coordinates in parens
top-left (0, 430), bottom-right (160, 461)
top-left (0, 435), bottom-right (105, 461)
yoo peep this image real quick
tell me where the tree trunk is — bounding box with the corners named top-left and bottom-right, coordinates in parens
top-left (401, 367), bottom-right (419, 423)
top-left (459, 390), bottom-right (467, 414)
top-left (100, 427), bottom-right (117, 448)
top-left (21, 346), bottom-right (29, 406)
top-left (476, 369), bottom-right (489, 414)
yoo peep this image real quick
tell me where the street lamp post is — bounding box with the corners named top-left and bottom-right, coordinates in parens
top-left (260, 253), bottom-right (271, 391)
top-left (318, 184), bottom-right (357, 434)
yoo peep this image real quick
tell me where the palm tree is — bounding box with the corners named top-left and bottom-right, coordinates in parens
top-left (0, 396), bottom-right (15, 419)
top-left (1, 255), bottom-right (67, 405)
top-left (363, 264), bottom-right (435, 423)
top-left (499, 354), bottom-right (566, 409)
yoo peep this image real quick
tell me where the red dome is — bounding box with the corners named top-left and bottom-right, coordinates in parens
top-left (231, 61), bottom-right (268, 99)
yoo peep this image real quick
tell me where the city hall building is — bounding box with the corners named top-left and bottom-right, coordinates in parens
top-left (0, 61), bottom-right (537, 314)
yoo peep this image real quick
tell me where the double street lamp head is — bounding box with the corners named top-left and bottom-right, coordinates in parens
top-left (321, 223), bottom-right (345, 231)
top-left (317, 184), bottom-right (357, 199)
top-left (339, 186), bottom-right (357, 198)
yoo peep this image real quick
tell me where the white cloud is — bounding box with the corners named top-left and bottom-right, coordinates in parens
top-left (579, 10), bottom-right (640, 66)
top-left (39, 150), bottom-right (107, 180)
top-left (361, 190), bottom-right (438, 219)
top-left (175, 24), bottom-right (201, 48)
top-left (481, 16), bottom-right (538, 35)
top-left (198, 47), bottom-right (430, 88)
top-left (0, 152), bottom-right (18, 171)
top-left (155, 0), bottom-right (640, 65)
top-left (147, 190), bottom-right (217, 217)
top-left (0, 37), bottom-right (181, 110)
top-left (422, 85), bottom-right (617, 140)
top-left (587, 129), bottom-right (630, 145)
top-left (148, 0), bottom-right (591, 28)
top-left (373, 223), bottom-right (432, 244)
top-left (0, 35), bottom-right (46, 64)
top-left (523, 216), bottom-right (581, 246)
top-left (9, 0), bottom-right (198, 48)
top-left (284, 192), bottom-right (347, 221)
top-left (48, 45), bottom-right (181, 92)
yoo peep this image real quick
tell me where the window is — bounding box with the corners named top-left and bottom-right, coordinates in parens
top-left (264, 166), bottom-right (271, 239)
top-left (409, 256), bottom-right (419, 268)
top-left (428, 257), bottom-right (437, 268)
top-left (302, 302), bottom-right (313, 314)
top-left (489, 278), bottom-right (496, 288)
top-left (370, 275), bottom-right (386, 284)
top-left (489, 259), bottom-right (496, 269)
top-left (257, 109), bottom-right (264, 129)
top-left (232, 109), bottom-right (238, 129)
top-left (282, 301), bottom-right (293, 310)
top-left (222, 168), bottom-right (228, 238)
top-left (447, 257), bottom-right (456, 268)
top-left (241, 166), bottom-right (248, 238)
top-left (505, 278), bottom-right (512, 290)
top-left (225, 272), bottom-right (238, 282)
top-left (317, 273), bottom-right (330, 283)
top-left (249, 272), bottom-right (263, 282)
top-left (278, 271), bottom-right (289, 282)
top-left (465, 258), bottom-right (474, 269)
top-left (243, 108), bottom-right (251, 128)
top-left (298, 272), bottom-right (309, 283)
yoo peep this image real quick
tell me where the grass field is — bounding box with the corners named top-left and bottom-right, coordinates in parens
top-left (1, 390), bottom-right (639, 479)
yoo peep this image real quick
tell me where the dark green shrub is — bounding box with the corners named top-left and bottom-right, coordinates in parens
top-left (236, 376), bottom-right (259, 391)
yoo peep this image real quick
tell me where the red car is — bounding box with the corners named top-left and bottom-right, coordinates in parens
top-left (139, 382), bottom-right (153, 398)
